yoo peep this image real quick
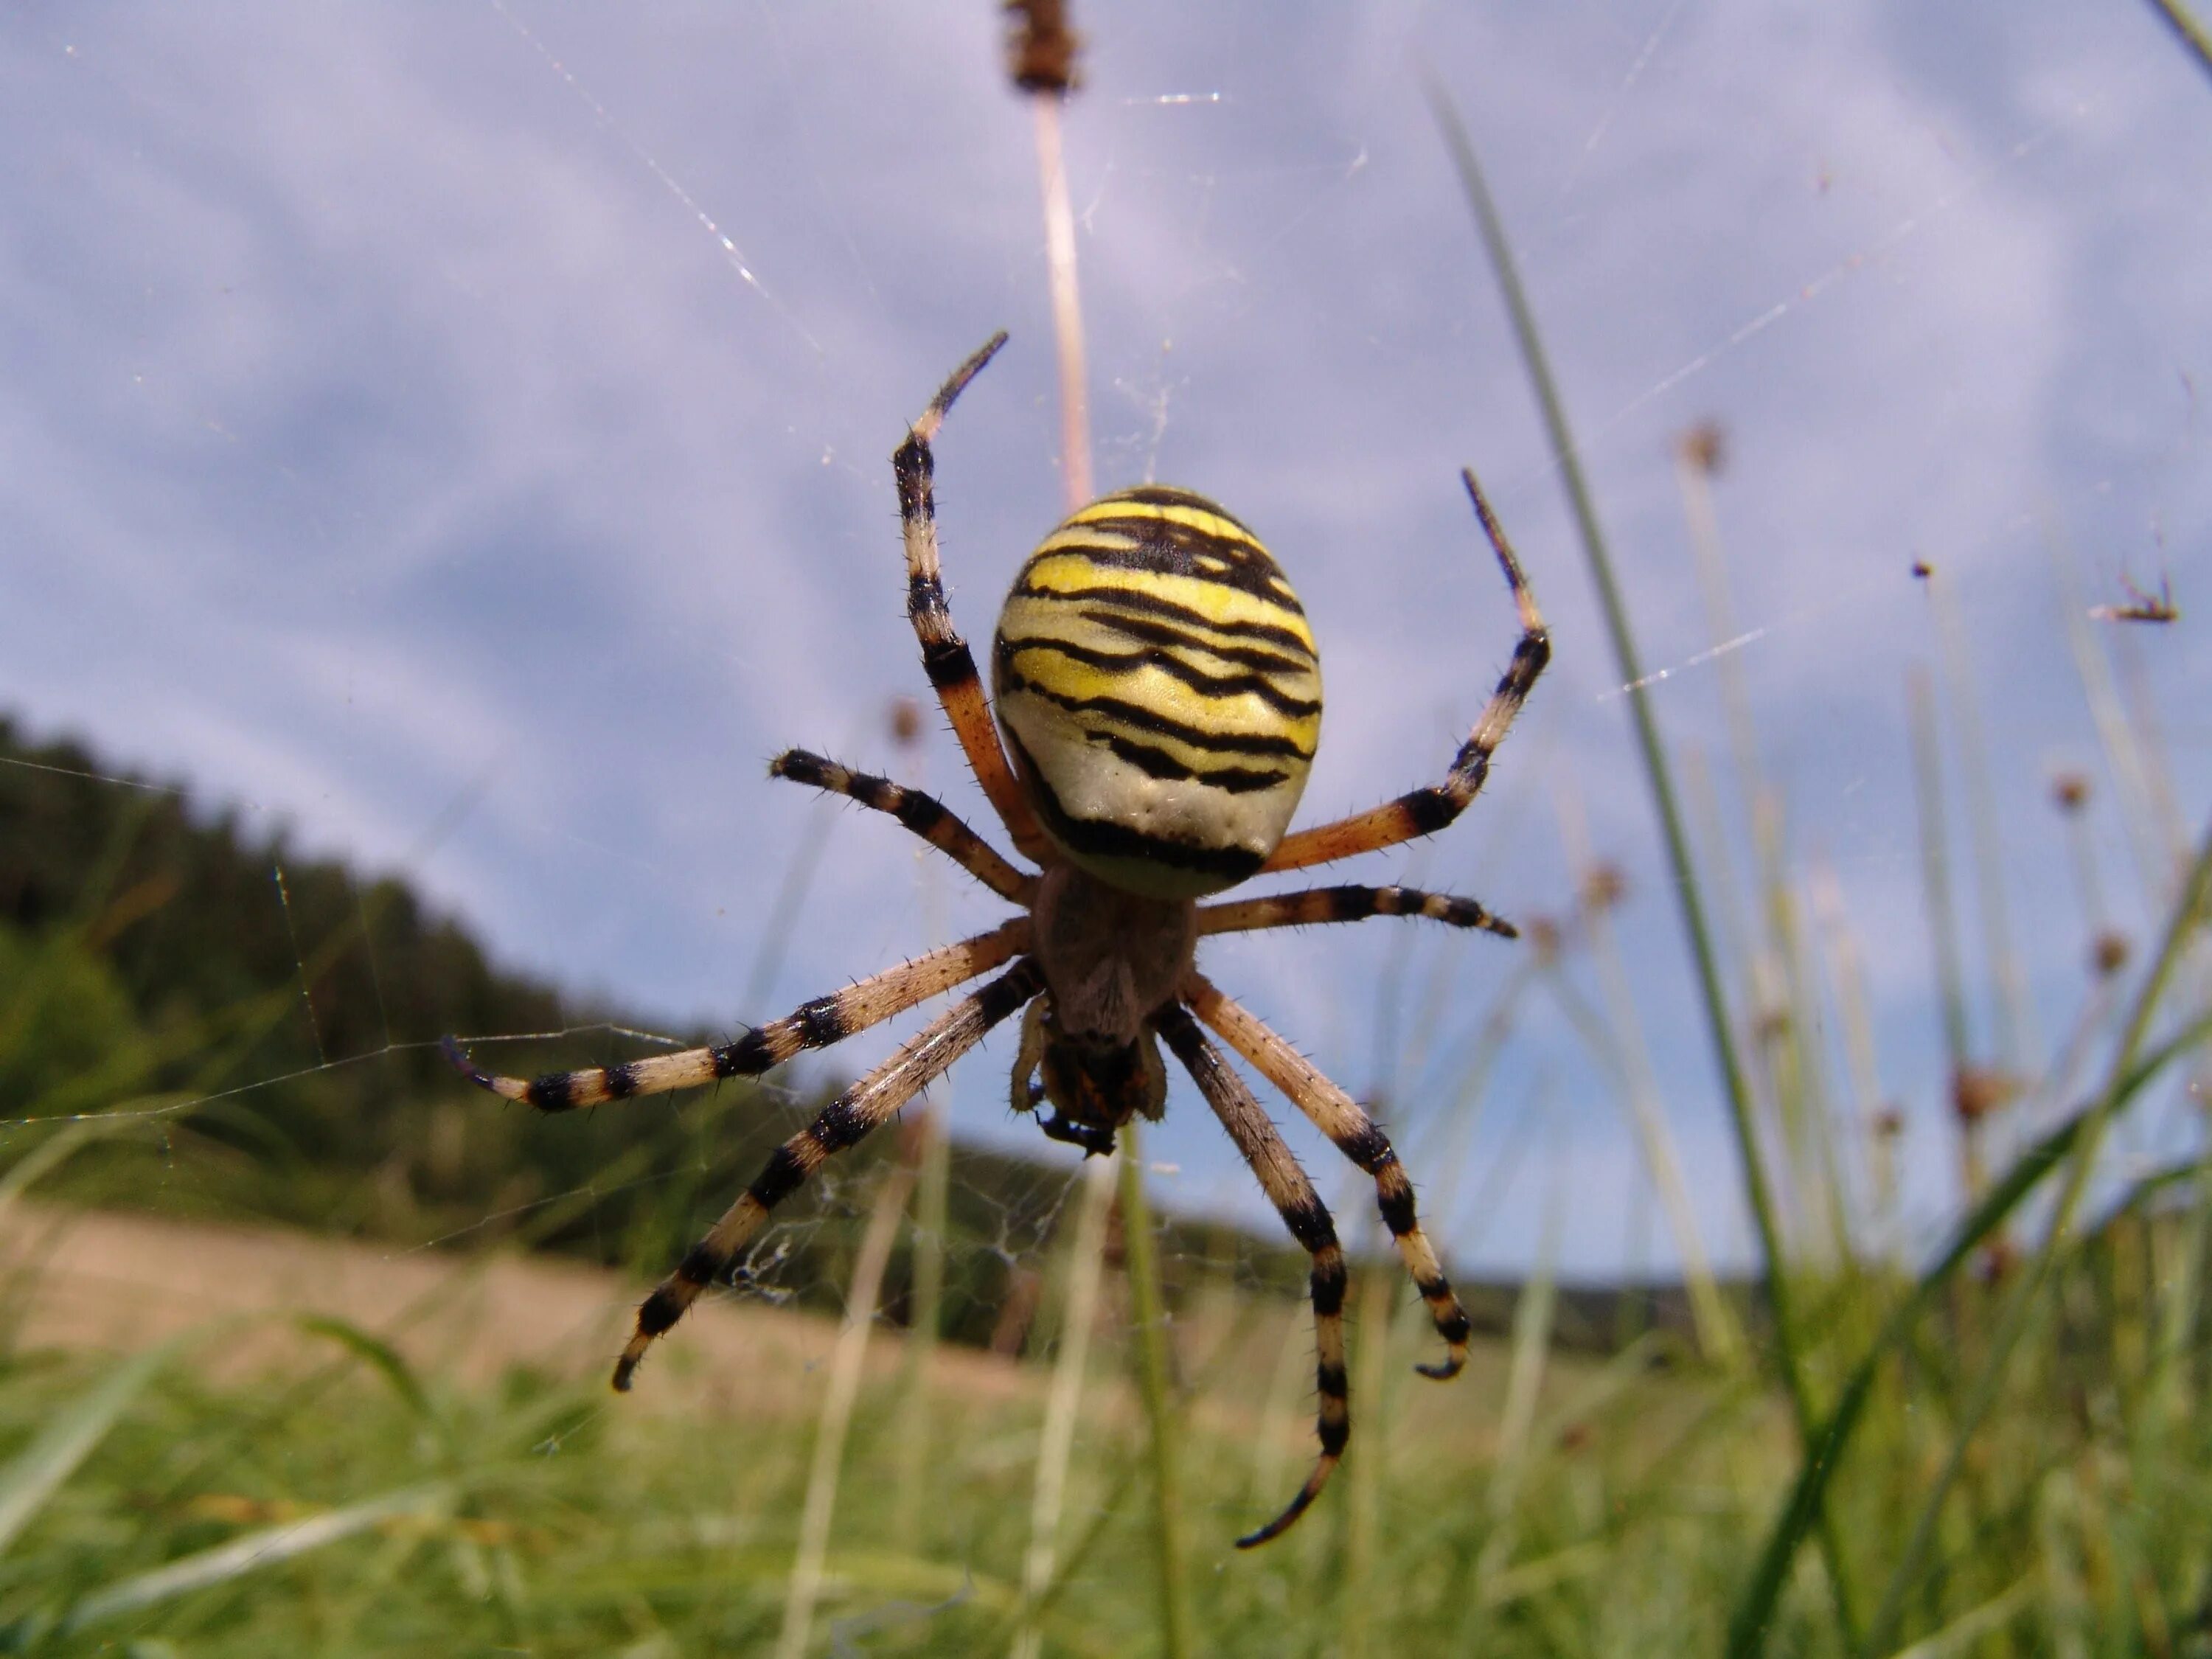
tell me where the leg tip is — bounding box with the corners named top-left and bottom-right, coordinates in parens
top-left (1234, 1481), bottom-right (1321, 1550)
top-left (441, 1035), bottom-right (493, 1091)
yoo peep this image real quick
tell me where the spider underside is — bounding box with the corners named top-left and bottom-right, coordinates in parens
top-left (445, 332), bottom-right (1548, 1549)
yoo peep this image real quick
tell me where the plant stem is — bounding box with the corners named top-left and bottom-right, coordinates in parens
top-left (775, 1161), bottom-right (918, 1659)
top-left (1011, 1152), bottom-right (1116, 1659)
top-left (1857, 813), bottom-right (2212, 1656)
top-left (2144, 0), bottom-right (2212, 83)
top-left (1118, 1128), bottom-right (1194, 1659)
top-left (1425, 77), bottom-right (1858, 1638)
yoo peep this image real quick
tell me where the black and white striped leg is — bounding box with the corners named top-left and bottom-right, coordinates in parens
top-left (771, 748), bottom-right (1037, 904)
top-left (443, 917), bottom-right (1029, 1112)
top-left (1153, 1001), bottom-right (1349, 1548)
top-left (1199, 883), bottom-right (1515, 940)
top-left (1182, 971), bottom-right (1472, 1381)
top-left (1261, 467), bottom-right (1548, 875)
top-left (891, 333), bottom-right (1054, 864)
top-left (614, 958), bottom-right (1046, 1389)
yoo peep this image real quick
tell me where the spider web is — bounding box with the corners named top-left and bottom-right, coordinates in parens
top-left (1, 0), bottom-right (2208, 1520)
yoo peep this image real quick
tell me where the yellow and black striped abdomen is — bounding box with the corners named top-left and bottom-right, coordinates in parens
top-left (992, 486), bottom-right (1322, 899)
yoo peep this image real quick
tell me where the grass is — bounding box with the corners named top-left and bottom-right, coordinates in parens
top-left (0, 1233), bottom-right (1779, 1655)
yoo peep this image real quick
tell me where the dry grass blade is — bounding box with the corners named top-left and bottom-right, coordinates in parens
top-left (776, 1161), bottom-right (919, 1659)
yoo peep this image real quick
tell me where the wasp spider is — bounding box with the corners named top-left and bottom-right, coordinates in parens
top-left (445, 333), bottom-right (1548, 1547)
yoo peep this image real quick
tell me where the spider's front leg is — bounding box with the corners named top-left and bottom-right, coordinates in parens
top-left (891, 333), bottom-right (1055, 865)
top-left (1261, 467), bottom-right (1548, 875)
top-left (769, 748), bottom-right (1037, 905)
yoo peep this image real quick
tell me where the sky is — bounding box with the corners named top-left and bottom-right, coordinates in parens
top-left (2, 3), bottom-right (2208, 1279)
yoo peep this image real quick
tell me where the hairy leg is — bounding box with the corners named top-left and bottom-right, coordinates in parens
top-left (771, 748), bottom-right (1037, 903)
top-left (891, 333), bottom-right (1054, 863)
top-left (1154, 1001), bottom-right (1349, 1548)
top-left (444, 917), bottom-right (1029, 1111)
top-left (1262, 467), bottom-right (1547, 874)
top-left (1181, 970), bottom-right (1472, 1380)
top-left (1199, 882), bottom-right (1514, 940)
top-left (614, 958), bottom-right (1046, 1388)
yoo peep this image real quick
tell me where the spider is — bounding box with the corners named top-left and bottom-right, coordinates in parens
top-left (444, 333), bottom-right (1548, 1547)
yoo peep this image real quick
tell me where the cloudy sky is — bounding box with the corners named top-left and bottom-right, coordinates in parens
top-left (4, 3), bottom-right (2207, 1278)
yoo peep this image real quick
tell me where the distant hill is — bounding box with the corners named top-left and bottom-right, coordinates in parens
top-left (0, 714), bottom-right (1719, 1359)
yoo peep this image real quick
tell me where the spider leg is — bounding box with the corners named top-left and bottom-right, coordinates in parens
top-left (893, 333), bottom-right (1055, 865)
top-left (1181, 970), bottom-right (1472, 1381)
top-left (1200, 883), bottom-right (1514, 940)
top-left (614, 958), bottom-right (1046, 1389)
top-left (1152, 1001), bottom-right (1347, 1548)
top-left (771, 748), bottom-right (1037, 904)
top-left (1261, 467), bottom-right (1548, 874)
top-left (443, 917), bottom-right (1030, 1112)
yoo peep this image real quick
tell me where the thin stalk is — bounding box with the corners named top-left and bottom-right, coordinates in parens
top-left (1010, 1152), bottom-right (1116, 1659)
top-left (1857, 814), bottom-right (2212, 1656)
top-left (1465, 1172), bottom-right (1561, 1627)
top-left (1680, 746), bottom-right (1773, 1108)
top-left (891, 1093), bottom-right (950, 1537)
top-left (1422, 84), bottom-right (1860, 1627)
top-left (2143, 0), bottom-right (2212, 91)
top-left (1032, 94), bottom-right (1092, 507)
top-left (1909, 669), bottom-right (1974, 1086)
top-left (1808, 855), bottom-right (1896, 1258)
top-left (1340, 1259), bottom-right (1397, 1659)
top-left (892, 718), bottom-right (950, 1536)
top-left (1118, 1127), bottom-right (1194, 1659)
top-left (1679, 446), bottom-right (1837, 1253)
top-left (1554, 784), bottom-right (1744, 1365)
top-left (1930, 569), bottom-right (2037, 1077)
top-left (775, 1161), bottom-right (919, 1659)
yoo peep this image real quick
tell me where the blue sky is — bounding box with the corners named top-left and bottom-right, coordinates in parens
top-left (3, 3), bottom-right (2207, 1278)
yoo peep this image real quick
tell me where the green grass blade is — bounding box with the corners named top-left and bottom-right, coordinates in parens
top-left (1728, 815), bottom-right (2212, 1655)
top-left (0, 1338), bottom-right (180, 1557)
top-left (1857, 815), bottom-right (2212, 1655)
top-left (1725, 1104), bottom-right (2086, 1655)
top-left (1118, 1130), bottom-right (1194, 1659)
top-left (1423, 74), bottom-right (1858, 1638)
top-left (58, 1481), bottom-right (457, 1631)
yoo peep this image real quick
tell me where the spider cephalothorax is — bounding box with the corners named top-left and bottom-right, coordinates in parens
top-left (444, 333), bottom-right (1548, 1547)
